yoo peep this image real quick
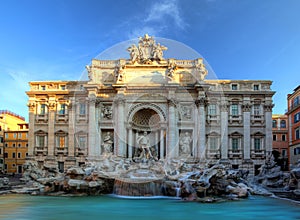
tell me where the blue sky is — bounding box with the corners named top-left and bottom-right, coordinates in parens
top-left (0, 0), bottom-right (299, 121)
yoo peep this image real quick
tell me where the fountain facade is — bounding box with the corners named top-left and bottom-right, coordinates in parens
top-left (26, 34), bottom-right (275, 179)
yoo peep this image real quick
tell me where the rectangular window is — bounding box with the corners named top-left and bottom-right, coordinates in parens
top-left (293, 96), bottom-right (299, 108)
top-left (13, 133), bottom-right (17, 138)
top-left (56, 136), bottom-right (66, 148)
top-left (79, 103), bottom-right (86, 115)
top-left (294, 112), bottom-right (300, 123)
top-left (231, 84), bottom-right (238, 90)
top-left (40, 104), bottom-right (46, 115)
top-left (282, 149), bottom-right (287, 157)
top-left (273, 134), bottom-right (277, 141)
top-left (59, 104), bottom-right (66, 115)
top-left (12, 152), bottom-right (16, 158)
top-left (208, 104), bottom-right (216, 115)
top-left (254, 138), bottom-right (261, 151)
top-left (232, 138), bottom-right (239, 152)
top-left (5, 133), bottom-right (8, 139)
top-left (209, 137), bottom-right (218, 150)
top-left (231, 104), bottom-right (239, 116)
top-left (79, 137), bottom-right (86, 149)
top-left (0, 148), bottom-right (2, 154)
top-left (296, 128), bottom-right (300, 140)
top-left (61, 85), bottom-right (66, 90)
top-left (282, 134), bottom-right (286, 141)
top-left (41, 85), bottom-right (46, 90)
top-left (36, 136), bottom-right (45, 147)
top-left (18, 133), bottom-right (22, 139)
top-left (4, 153), bottom-right (8, 158)
top-left (18, 152), bottom-right (21, 158)
top-left (0, 137), bottom-right (3, 143)
top-left (253, 84), bottom-right (259, 91)
top-left (253, 105), bottom-right (260, 115)
top-left (272, 120), bottom-right (277, 128)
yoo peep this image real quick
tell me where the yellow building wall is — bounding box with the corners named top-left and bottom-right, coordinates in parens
top-left (4, 129), bottom-right (28, 174)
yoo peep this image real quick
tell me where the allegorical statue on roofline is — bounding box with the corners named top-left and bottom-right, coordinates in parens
top-left (127, 34), bottom-right (167, 64)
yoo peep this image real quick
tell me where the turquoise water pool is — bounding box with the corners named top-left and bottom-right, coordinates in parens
top-left (0, 194), bottom-right (299, 220)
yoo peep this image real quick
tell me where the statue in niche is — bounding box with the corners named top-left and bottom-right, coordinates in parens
top-left (102, 132), bottom-right (114, 154)
top-left (179, 132), bottom-right (192, 155)
top-left (136, 131), bottom-right (154, 160)
top-left (102, 105), bottom-right (112, 120)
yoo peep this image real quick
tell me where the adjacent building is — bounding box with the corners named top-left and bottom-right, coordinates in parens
top-left (287, 85), bottom-right (300, 167)
top-left (26, 35), bottom-right (275, 176)
top-left (0, 110), bottom-right (27, 173)
top-left (3, 123), bottom-right (29, 174)
top-left (272, 114), bottom-right (289, 171)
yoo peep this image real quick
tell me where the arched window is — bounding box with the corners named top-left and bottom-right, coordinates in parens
top-left (272, 120), bottom-right (277, 128)
top-left (280, 120), bottom-right (286, 128)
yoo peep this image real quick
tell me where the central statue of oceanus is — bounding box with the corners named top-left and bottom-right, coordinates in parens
top-left (127, 34), bottom-right (167, 64)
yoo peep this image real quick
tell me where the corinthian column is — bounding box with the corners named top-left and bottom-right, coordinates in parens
top-left (167, 98), bottom-right (177, 158)
top-left (264, 103), bottom-right (274, 154)
top-left (243, 103), bottom-right (251, 160)
top-left (88, 95), bottom-right (96, 159)
top-left (220, 102), bottom-right (228, 160)
top-left (196, 97), bottom-right (206, 160)
top-left (115, 97), bottom-right (126, 157)
top-left (27, 101), bottom-right (36, 158)
top-left (47, 100), bottom-right (56, 157)
top-left (68, 98), bottom-right (75, 158)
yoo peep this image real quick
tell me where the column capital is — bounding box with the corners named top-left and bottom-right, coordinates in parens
top-left (27, 102), bottom-right (36, 112)
top-left (242, 103), bottom-right (252, 112)
top-left (167, 98), bottom-right (177, 107)
top-left (48, 102), bottom-right (56, 111)
top-left (114, 97), bottom-right (125, 105)
top-left (264, 104), bottom-right (274, 112)
top-left (220, 103), bottom-right (229, 112)
top-left (195, 97), bottom-right (207, 107)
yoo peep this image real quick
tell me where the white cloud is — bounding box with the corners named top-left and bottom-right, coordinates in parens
top-left (144, 0), bottom-right (186, 30)
top-left (127, 26), bottom-right (163, 40)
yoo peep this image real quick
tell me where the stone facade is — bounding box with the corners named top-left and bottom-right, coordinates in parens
top-left (26, 35), bottom-right (275, 176)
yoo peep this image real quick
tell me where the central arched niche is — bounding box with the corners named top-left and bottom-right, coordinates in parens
top-left (131, 108), bottom-right (160, 131)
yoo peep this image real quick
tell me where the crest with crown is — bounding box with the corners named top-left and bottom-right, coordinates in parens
top-left (127, 34), bottom-right (168, 64)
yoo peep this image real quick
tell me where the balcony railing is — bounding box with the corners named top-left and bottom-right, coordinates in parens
top-left (34, 146), bottom-right (48, 155)
top-left (55, 114), bottom-right (68, 122)
top-left (75, 147), bottom-right (87, 156)
top-left (35, 114), bottom-right (48, 123)
top-left (229, 115), bottom-right (243, 124)
top-left (206, 115), bottom-right (220, 124)
top-left (228, 150), bottom-right (243, 159)
top-left (55, 147), bottom-right (68, 156)
top-left (251, 150), bottom-right (265, 159)
top-left (206, 149), bottom-right (220, 159)
top-left (251, 115), bottom-right (264, 124)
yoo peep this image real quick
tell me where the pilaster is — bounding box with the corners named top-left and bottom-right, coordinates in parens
top-left (88, 95), bottom-right (96, 158)
top-left (68, 98), bottom-right (75, 159)
top-left (220, 102), bottom-right (228, 159)
top-left (47, 99), bottom-right (56, 157)
top-left (242, 103), bottom-right (251, 160)
top-left (264, 103), bottom-right (274, 154)
top-left (195, 97), bottom-right (206, 160)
